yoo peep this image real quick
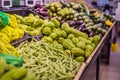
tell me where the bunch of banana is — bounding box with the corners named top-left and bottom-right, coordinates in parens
top-left (0, 25), bottom-right (24, 42)
top-left (0, 38), bottom-right (20, 56)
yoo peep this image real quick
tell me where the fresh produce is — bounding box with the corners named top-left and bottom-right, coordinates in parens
top-left (0, 25), bottom-right (24, 42)
top-left (85, 45), bottom-right (94, 58)
top-left (0, 38), bottom-right (20, 56)
top-left (0, 13), bottom-right (24, 42)
top-left (33, 4), bottom-right (50, 19)
top-left (71, 48), bottom-right (85, 56)
top-left (92, 35), bottom-right (101, 46)
top-left (40, 20), bottom-right (100, 59)
top-left (0, 57), bottom-right (36, 80)
top-left (62, 39), bottom-right (75, 50)
top-left (42, 27), bottom-right (52, 35)
top-left (50, 18), bottom-right (60, 28)
top-left (17, 40), bottom-right (82, 80)
top-left (15, 14), bottom-right (44, 36)
top-left (75, 56), bottom-right (85, 62)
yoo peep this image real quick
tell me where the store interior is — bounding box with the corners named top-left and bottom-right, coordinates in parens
top-left (0, 0), bottom-right (120, 80)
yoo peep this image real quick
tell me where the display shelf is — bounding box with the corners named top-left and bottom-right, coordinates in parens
top-left (1, 8), bottom-right (116, 80)
top-left (74, 22), bottom-right (116, 80)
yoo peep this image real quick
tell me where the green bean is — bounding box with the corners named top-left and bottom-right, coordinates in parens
top-left (17, 40), bottom-right (82, 80)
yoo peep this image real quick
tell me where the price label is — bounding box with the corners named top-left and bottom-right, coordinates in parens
top-left (25, 0), bottom-right (36, 7)
top-left (1, 0), bottom-right (12, 8)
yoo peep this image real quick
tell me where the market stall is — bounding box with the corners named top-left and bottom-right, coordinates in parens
top-left (0, 1), bottom-right (115, 80)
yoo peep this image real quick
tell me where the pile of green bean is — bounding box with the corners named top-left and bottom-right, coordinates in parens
top-left (17, 40), bottom-right (82, 80)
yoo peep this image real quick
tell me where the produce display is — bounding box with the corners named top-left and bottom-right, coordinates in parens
top-left (0, 57), bottom-right (36, 80)
top-left (0, 1), bottom-right (115, 80)
top-left (17, 40), bottom-right (82, 80)
top-left (0, 38), bottom-right (20, 56)
top-left (33, 2), bottom-right (114, 37)
top-left (0, 14), bottom-right (24, 42)
top-left (14, 14), bottom-right (44, 36)
top-left (33, 4), bottom-right (50, 19)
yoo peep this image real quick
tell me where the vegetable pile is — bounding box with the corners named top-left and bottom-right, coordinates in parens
top-left (41, 19), bottom-right (101, 59)
top-left (0, 1), bottom-right (115, 80)
top-left (17, 40), bottom-right (82, 80)
top-left (14, 14), bottom-right (44, 36)
top-left (33, 4), bottom-right (50, 19)
top-left (0, 57), bottom-right (36, 80)
top-left (33, 2), bottom-right (114, 37)
top-left (0, 14), bottom-right (24, 43)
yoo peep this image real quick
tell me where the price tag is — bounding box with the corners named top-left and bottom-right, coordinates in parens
top-left (1, 0), bottom-right (12, 8)
top-left (25, 0), bottom-right (36, 7)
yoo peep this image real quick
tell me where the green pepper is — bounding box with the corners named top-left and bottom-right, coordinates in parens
top-left (85, 45), bottom-right (94, 58)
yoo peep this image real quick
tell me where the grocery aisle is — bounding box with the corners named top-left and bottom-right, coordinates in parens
top-left (100, 36), bottom-right (120, 80)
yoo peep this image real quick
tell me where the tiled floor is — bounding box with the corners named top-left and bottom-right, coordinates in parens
top-left (100, 36), bottom-right (120, 80)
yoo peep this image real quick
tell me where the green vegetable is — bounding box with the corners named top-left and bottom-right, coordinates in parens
top-left (42, 27), bottom-right (52, 36)
top-left (71, 37), bottom-right (79, 45)
top-left (64, 50), bottom-right (71, 55)
top-left (58, 37), bottom-right (64, 44)
top-left (50, 18), bottom-right (60, 28)
top-left (88, 37), bottom-right (94, 42)
top-left (68, 34), bottom-right (75, 39)
top-left (77, 41), bottom-right (86, 50)
top-left (62, 39), bottom-right (75, 50)
top-left (14, 14), bottom-right (25, 23)
top-left (0, 68), bottom-right (27, 80)
top-left (50, 32), bottom-right (57, 39)
top-left (75, 56), bottom-right (85, 62)
top-left (0, 57), bottom-right (36, 80)
top-left (24, 17), bottom-right (35, 26)
top-left (32, 19), bottom-right (43, 28)
top-left (71, 48), bottom-right (85, 57)
top-left (93, 35), bottom-right (100, 45)
top-left (42, 36), bottom-right (53, 43)
top-left (17, 40), bottom-right (82, 80)
top-left (61, 22), bottom-right (70, 33)
top-left (78, 36), bottom-right (84, 41)
top-left (69, 28), bottom-right (88, 38)
top-left (43, 22), bottom-right (55, 30)
top-left (85, 45), bottom-right (94, 58)
top-left (61, 30), bottom-right (67, 38)
top-left (12, 68), bottom-right (27, 79)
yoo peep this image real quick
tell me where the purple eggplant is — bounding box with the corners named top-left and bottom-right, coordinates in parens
top-left (89, 32), bottom-right (95, 37)
top-left (76, 20), bottom-right (83, 25)
top-left (39, 11), bottom-right (49, 16)
top-left (70, 21), bottom-right (76, 26)
top-left (78, 27), bottom-right (83, 31)
top-left (87, 29), bottom-right (92, 34)
top-left (61, 20), bottom-right (65, 24)
top-left (80, 23), bottom-right (85, 28)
